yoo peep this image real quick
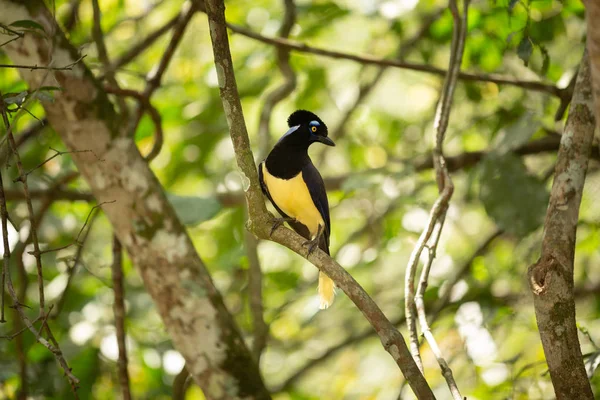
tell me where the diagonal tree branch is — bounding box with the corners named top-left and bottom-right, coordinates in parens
top-left (203, 0), bottom-right (434, 398)
top-left (277, 228), bottom-right (503, 391)
top-left (527, 51), bottom-right (595, 400)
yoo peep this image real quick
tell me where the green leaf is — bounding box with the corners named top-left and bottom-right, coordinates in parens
top-left (540, 46), bottom-right (550, 76)
top-left (529, 14), bottom-right (566, 43)
top-left (266, 270), bottom-right (300, 291)
top-left (167, 193), bottom-right (222, 226)
top-left (9, 19), bottom-right (45, 32)
top-left (479, 154), bottom-right (548, 237)
top-left (508, 0), bottom-right (519, 11)
top-left (489, 112), bottom-right (539, 155)
top-left (68, 347), bottom-right (100, 400)
top-left (517, 36), bottom-right (533, 66)
top-left (2, 90), bottom-right (27, 105)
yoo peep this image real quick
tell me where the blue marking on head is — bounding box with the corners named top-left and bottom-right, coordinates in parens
top-left (277, 124), bottom-right (300, 144)
top-left (309, 120), bottom-right (320, 128)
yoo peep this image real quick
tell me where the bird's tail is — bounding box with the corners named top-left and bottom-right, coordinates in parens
top-left (318, 271), bottom-right (336, 309)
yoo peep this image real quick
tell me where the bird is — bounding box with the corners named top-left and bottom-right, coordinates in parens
top-left (258, 110), bottom-right (336, 309)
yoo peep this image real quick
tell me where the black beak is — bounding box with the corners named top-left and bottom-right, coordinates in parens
top-left (314, 135), bottom-right (335, 147)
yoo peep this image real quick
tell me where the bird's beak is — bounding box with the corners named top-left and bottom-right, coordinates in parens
top-left (314, 135), bottom-right (335, 147)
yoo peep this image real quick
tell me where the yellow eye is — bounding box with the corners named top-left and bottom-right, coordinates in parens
top-left (311, 126), bottom-right (317, 133)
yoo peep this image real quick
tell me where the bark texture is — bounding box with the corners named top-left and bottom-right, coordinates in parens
top-left (585, 0), bottom-right (600, 126)
top-left (527, 52), bottom-right (595, 400)
top-left (0, 1), bottom-right (270, 398)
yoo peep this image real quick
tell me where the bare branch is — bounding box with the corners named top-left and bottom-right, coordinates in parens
top-left (0, 118), bottom-right (47, 166)
top-left (527, 51), bottom-right (595, 400)
top-left (127, 2), bottom-right (197, 145)
top-left (208, 15), bottom-right (564, 98)
top-left (204, 0), bottom-right (434, 398)
top-left (111, 236), bottom-right (132, 400)
top-left (415, 213), bottom-right (462, 399)
top-left (0, 94), bottom-right (46, 315)
top-left (172, 365), bottom-right (192, 400)
top-left (110, 13), bottom-right (180, 72)
top-left (320, 7), bottom-right (444, 155)
top-left (14, 147), bottom-right (94, 182)
top-left (0, 56), bottom-right (86, 71)
top-left (405, 0), bottom-right (467, 396)
top-left (30, 201), bottom-right (115, 256)
top-left (104, 86), bottom-right (163, 161)
top-left (0, 159), bottom-right (80, 397)
top-left (51, 210), bottom-right (98, 319)
top-left (91, 0), bottom-right (128, 118)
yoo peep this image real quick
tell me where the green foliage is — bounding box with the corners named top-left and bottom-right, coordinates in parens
top-left (0, 0), bottom-right (597, 399)
top-left (479, 154), bottom-right (548, 237)
top-left (167, 193), bottom-right (222, 226)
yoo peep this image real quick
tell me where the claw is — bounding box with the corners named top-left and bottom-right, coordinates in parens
top-left (302, 224), bottom-right (323, 256)
top-left (270, 217), bottom-right (295, 236)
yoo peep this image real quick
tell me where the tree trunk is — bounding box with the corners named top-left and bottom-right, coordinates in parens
top-left (0, 1), bottom-right (270, 398)
top-left (527, 52), bottom-right (595, 400)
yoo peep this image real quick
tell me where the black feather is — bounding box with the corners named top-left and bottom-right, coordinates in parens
top-left (302, 163), bottom-right (331, 254)
top-left (287, 109), bottom-right (328, 133)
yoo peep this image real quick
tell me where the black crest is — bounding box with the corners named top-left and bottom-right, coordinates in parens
top-left (287, 110), bottom-right (328, 133)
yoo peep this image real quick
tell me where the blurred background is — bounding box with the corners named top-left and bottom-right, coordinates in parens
top-left (0, 0), bottom-right (599, 399)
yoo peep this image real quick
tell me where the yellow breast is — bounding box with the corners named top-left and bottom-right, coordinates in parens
top-left (262, 163), bottom-right (324, 237)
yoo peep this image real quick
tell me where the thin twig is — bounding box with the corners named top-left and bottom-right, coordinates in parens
top-left (14, 147), bottom-right (93, 182)
top-left (318, 7), bottom-right (444, 164)
top-left (0, 118), bottom-right (47, 167)
top-left (0, 153), bottom-right (80, 397)
top-left (404, 0), bottom-right (467, 395)
top-left (0, 169), bottom-right (9, 323)
top-left (0, 94), bottom-right (46, 316)
top-left (110, 13), bottom-right (180, 72)
top-left (111, 236), bottom-right (132, 400)
top-left (0, 56), bottom-right (86, 71)
top-left (30, 201), bottom-right (115, 256)
top-left (91, 0), bottom-right (128, 118)
top-left (127, 2), bottom-right (196, 149)
top-left (415, 213), bottom-right (461, 399)
top-left (104, 86), bottom-right (163, 161)
top-left (51, 211), bottom-right (98, 318)
top-left (215, 18), bottom-right (564, 98)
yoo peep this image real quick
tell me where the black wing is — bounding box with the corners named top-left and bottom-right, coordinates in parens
top-left (302, 161), bottom-right (331, 254)
top-left (258, 162), bottom-right (312, 240)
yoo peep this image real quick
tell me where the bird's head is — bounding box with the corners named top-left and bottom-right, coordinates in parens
top-left (276, 110), bottom-right (335, 148)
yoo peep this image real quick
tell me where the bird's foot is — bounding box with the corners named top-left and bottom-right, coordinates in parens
top-left (302, 237), bottom-right (320, 256)
top-left (270, 217), bottom-right (295, 237)
top-left (302, 225), bottom-right (324, 256)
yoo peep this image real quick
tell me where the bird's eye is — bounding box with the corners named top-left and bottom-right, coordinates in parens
top-left (311, 126), bottom-right (317, 133)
